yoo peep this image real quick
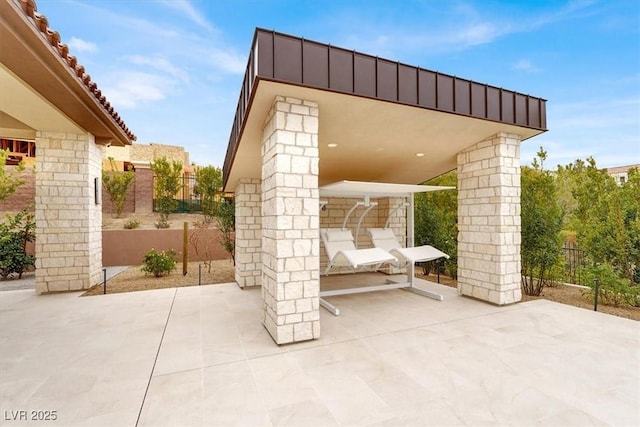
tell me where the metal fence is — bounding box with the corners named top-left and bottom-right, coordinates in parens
top-left (152, 175), bottom-right (202, 213)
top-left (562, 242), bottom-right (586, 285)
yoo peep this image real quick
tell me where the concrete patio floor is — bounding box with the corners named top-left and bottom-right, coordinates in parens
top-left (1, 278), bottom-right (638, 426)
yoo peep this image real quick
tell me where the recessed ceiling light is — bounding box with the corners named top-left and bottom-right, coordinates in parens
top-left (415, 152), bottom-right (425, 157)
top-left (327, 143), bottom-right (338, 148)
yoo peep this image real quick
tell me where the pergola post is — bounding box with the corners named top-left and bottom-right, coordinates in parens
top-left (456, 132), bottom-right (522, 305)
top-left (261, 96), bottom-right (320, 344)
top-left (234, 178), bottom-right (262, 288)
top-left (34, 131), bottom-right (103, 294)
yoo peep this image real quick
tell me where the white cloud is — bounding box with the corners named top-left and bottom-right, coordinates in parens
top-left (525, 96), bottom-right (640, 168)
top-left (513, 59), bottom-right (541, 73)
top-left (158, 0), bottom-right (214, 32)
top-left (124, 55), bottom-right (190, 83)
top-left (204, 48), bottom-right (246, 74)
top-left (101, 72), bottom-right (170, 109)
top-left (67, 36), bottom-right (97, 53)
top-left (330, 1), bottom-right (597, 57)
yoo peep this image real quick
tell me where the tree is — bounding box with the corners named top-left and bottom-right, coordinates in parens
top-left (194, 165), bottom-right (223, 222)
top-left (216, 199), bottom-right (235, 265)
top-left (521, 148), bottom-right (564, 296)
top-left (0, 150), bottom-right (34, 280)
top-left (0, 210), bottom-right (35, 279)
top-left (150, 157), bottom-right (182, 228)
top-left (558, 158), bottom-right (639, 284)
top-left (414, 171), bottom-right (458, 278)
top-left (102, 158), bottom-right (135, 218)
top-left (0, 149), bottom-right (25, 201)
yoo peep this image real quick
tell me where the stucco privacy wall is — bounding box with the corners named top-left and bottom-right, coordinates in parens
top-left (457, 132), bottom-right (522, 305)
top-left (234, 178), bottom-right (262, 288)
top-left (34, 131), bottom-right (102, 294)
top-left (261, 96), bottom-right (320, 344)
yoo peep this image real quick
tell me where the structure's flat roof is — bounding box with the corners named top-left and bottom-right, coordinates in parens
top-left (320, 180), bottom-right (454, 198)
top-left (223, 28), bottom-right (547, 191)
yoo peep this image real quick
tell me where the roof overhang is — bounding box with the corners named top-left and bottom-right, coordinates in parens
top-left (223, 29), bottom-right (548, 191)
top-left (0, 0), bottom-right (134, 146)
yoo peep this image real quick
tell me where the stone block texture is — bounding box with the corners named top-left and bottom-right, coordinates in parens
top-left (34, 131), bottom-right (103, 294)
top-left (457, 132), bottom-right (522, 305)
top-left (234, 178), bottom-right (262, 288)
top-left (261, 96), bottom-right (320, 344)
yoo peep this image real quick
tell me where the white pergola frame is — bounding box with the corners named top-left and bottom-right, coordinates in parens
top-left (318, 180), bottom-right (455, 315)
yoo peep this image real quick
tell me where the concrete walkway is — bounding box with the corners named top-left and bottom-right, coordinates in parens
top-left (1, 280), bottom-right (638, 426)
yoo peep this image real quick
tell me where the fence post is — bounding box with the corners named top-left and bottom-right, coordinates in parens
top-left (183, 222), bottom-right (188, 276)
top-left (593, 278), bottom-right (599, 311)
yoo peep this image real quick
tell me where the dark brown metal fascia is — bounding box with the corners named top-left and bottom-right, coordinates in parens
top-left (222, 27), bottom-right (548, 188)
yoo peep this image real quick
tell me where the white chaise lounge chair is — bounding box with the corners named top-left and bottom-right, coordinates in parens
top-left (368, 228), bottom-right (450, 264)
top-left (319, 228), bottom-right (445, 316)
top-left (320, 229), bottom-right (397, 275)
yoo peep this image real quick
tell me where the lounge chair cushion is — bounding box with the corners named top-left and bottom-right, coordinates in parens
top-left (368, 227), bottom-right (449, 263)
top-left (321, 228), bottom-right (397, 269)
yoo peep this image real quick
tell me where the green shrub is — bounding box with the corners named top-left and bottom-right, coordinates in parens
top-left (150, 157), bottom-right (182, 226)
top-left (0, 210), bottom-right (35, 279)
top-left (123, 219), bottom-right (140, 229)
top-left (141, 249), bottom-right (177, 277)
top-left (154, 220), bottom-right (170, 229)
top-left (578, 263), bottom-right (635, 307)
top-left (102, 158), bottom-right (135, 218)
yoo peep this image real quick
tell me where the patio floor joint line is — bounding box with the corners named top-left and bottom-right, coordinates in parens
top-left (135, 288), bottom-right (178, 427)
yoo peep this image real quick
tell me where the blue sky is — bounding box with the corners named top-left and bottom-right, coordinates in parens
top-left (39, 0), bottom-right (639, 170)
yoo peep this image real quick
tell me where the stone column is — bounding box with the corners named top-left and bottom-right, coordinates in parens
top-left (234, 178), bottom-right (262, 288)
top-left (457, 132), bottom-right (522, 305)
top-left (34, 131), bottom-right (102, 294)
top-left (261, 96), bottom-right (320, 344)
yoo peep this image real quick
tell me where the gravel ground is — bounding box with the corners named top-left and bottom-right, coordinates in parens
top-left (418, 272), bottom-right (639, 321)
top-left (82, 259), bottom-right (235, 296)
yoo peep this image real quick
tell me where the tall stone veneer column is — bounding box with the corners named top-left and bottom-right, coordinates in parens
top-left (234, 178), bottom-right (262, 288)
top-left (456, 132), bottom-right (522, 305)
top-left (261, 96), bottom-right (320, 344)
top-left (35, 132), bottom-right (103, 294)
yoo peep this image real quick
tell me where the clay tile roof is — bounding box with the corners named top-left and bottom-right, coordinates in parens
top-left (18, 0), bottom-right (137, 142)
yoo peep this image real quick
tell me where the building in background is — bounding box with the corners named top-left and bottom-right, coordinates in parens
top-left (607, 164), bottom-right (639, 185)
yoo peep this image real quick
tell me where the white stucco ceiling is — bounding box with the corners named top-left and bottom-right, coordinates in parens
top-left (225, 80), bottom-right (545, 190)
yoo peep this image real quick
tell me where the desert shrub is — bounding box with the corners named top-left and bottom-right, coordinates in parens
top-left (154, 220), bottom-right (170, 229)
top-left (216, 199), bottom-right (235, 264)
top-left (521, 149), bottom-right (564, 296)
top-left (102, 158), bottom-right (135, 218)
top-left (123, 219), bottom-right (140, 229)
top-left (579, 263), bottom-right (635, 307)
top-left (0, 149), bottom-right (25, 201)
top-left (0, 210), bottom-right (35, 279)
top-left (194, 166), bottom-right (223, 223)
top-left (141, 249), bottom-right (177, 277)
top-left (151, 157), bottom-right (182, 228)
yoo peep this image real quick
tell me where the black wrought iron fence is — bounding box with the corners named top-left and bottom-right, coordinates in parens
top-left (152, 175), bottom-right (202, 213)
top-left (562, 242), bottom-right (586, 285)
